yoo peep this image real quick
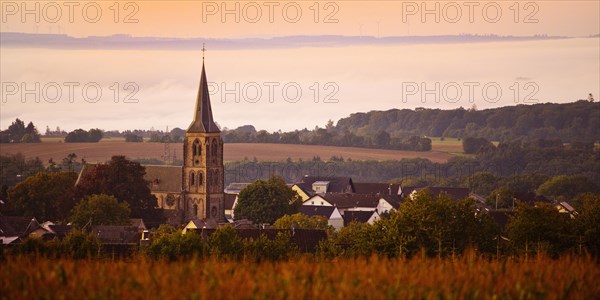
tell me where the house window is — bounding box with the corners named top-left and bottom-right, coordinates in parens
top-left (321, 201), bottom-right (323, 205)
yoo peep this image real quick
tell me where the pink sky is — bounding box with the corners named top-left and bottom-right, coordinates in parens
top-left (2, 1), bottom-right (598, 37)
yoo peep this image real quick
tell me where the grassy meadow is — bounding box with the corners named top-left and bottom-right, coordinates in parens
top-left (2, 253), bottom-right (599, 299)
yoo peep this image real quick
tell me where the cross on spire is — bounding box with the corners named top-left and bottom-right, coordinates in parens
top-left (202, 43), bottom-right (206, 61)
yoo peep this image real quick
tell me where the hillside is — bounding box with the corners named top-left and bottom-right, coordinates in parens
top-left (335, 101), bottom-right (599, 142)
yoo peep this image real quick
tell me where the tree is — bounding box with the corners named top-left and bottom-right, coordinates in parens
top-left (208, 225), bottom-right (244, 259)
top-left (466, 172), bottom-right (498, 196)
top-left (573, 193), bottom-right (600, 256)
top-left (146, 226), bottom-right (205, 260)
top-left (64, 128), bottom-right (103, 142)
top-left (70, 194), bottom-right (131, 228)
top-left (487, 187), bottom-right (516, 210)
top-left (234, 176), bottom-right (302, 224)
top-left (7, 171), bottom-right (78, 221)
top-left (371, 190), bottom-right (499, 257)
top-left (273, 213), bottom-right (330, 230)
top-left (373, 130), bottom-right (391, 147)
top-left (0, 153), bottom-right (44, 187)
top-left (61, 230), bottom-right (101, 259)
top-left (0, 119), bottom-right (41, 143)
top-left (537, 175), bottom-right (599, 201)
top-left (62, 153), bottom-right (78, 172)
top-left (88, 129), bottom-right (103, 142)
top-left (74, 156), bottom-right (158, 217)
top-left (124, 134), bottom-right (143, 142)
top-left (506, 202), bottom-right (575, 256)
top-left (463, 137), bottom-right (494, 154)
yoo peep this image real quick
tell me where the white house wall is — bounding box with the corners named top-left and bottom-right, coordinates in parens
top-left (377, 199), bottom-right (395, 215)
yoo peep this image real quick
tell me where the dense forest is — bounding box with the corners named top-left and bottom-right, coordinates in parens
top-left (222, 100), bottom-right (600, 148)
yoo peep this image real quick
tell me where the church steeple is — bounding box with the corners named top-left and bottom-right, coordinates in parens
top-left (187, 56), bottom-right (219, 133)
top-left (182, 46), bottom-right (225, 223)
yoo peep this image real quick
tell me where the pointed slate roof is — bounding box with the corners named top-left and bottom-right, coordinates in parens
top-left (343, 210), bottom-right (377, 226)
top-left (188, 62), bottom-right (220, 133)
top-left (299, 205), bottom-right (337, 218)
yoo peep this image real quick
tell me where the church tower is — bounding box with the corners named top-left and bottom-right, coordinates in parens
top-left (182, 53), bottom-right (224, 222)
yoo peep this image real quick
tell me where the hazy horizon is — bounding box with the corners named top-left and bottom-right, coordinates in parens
top-left (2, 37), bottom-right (598, 132)
top-left (1, 1), bottom-right (599, 132)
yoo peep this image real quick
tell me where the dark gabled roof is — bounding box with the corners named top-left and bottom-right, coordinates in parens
top-left (0, 216), bottom-right (39, 237)
top-left (487, 210), bottom-right (517, 228)
top-left (0, 217), bottom-right (18, 237)
top-left (353, 182), bottom-right (402, 196)
top-left (412, 187), bottom-right (470, 200)
top-left (294, 176), bottom-right (355, 196)
top-left (299, 205), bottom-right (336, 218)
top-left (130, 218), bottom-right (147, 230)
top-left (48, 224), bottom-right (72, 238)
top-left (319, 193), bottom-right (382, 209)
top-left (187, 62), bottom-right (220, 133)
top-left (91, 225), bottom-right (140, 244)
top-left (379, 194), bottom-right (402, 209)
top-left (343, 210), bottom-right (377, 226)
top-left (145, 165), bottom-right (182, 193)
top-left (224, 193), bottom-right (237, 210)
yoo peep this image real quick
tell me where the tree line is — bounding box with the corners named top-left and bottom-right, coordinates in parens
top-left (221, 100), bottom-right (599, 149)
top-left (334, 100), bottom-right (599, 143)
top-left (4, 100), bottom-right (597, 149)
top-left (221, 124), bottom-right (433, 151)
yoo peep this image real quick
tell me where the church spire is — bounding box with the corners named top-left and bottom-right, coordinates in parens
top-left (187, 48), bottom-right (219, 133)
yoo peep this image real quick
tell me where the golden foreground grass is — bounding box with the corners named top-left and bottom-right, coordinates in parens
top-left (2, 254), bottom-right (599, 299)
top-left (0, 142), bottom-right (452, 164)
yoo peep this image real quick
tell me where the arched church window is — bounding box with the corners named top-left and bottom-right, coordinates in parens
top-left (211, 139), bottom-right (218, 162)
top-left (198, 171), bottom-right (203, 185)
top-left (193, 139), bottom-right (201, 165)
top-left (211, 139), bottom-right (219, 157)
top-left (206, 143), bottom-right (211, 161)
top-left (193, 204), bottom-right (198, 218)
top-left (190, 172), bottom-right (195, 189)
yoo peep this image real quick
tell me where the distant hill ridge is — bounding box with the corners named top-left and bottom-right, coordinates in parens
top-left (220, 101), bottom-right (599, 148)
top-left (333, 100), bottom-right (599, 142)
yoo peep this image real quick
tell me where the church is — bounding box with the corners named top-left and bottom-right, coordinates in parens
top-left (128, 57), bottom-right (225, 224)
